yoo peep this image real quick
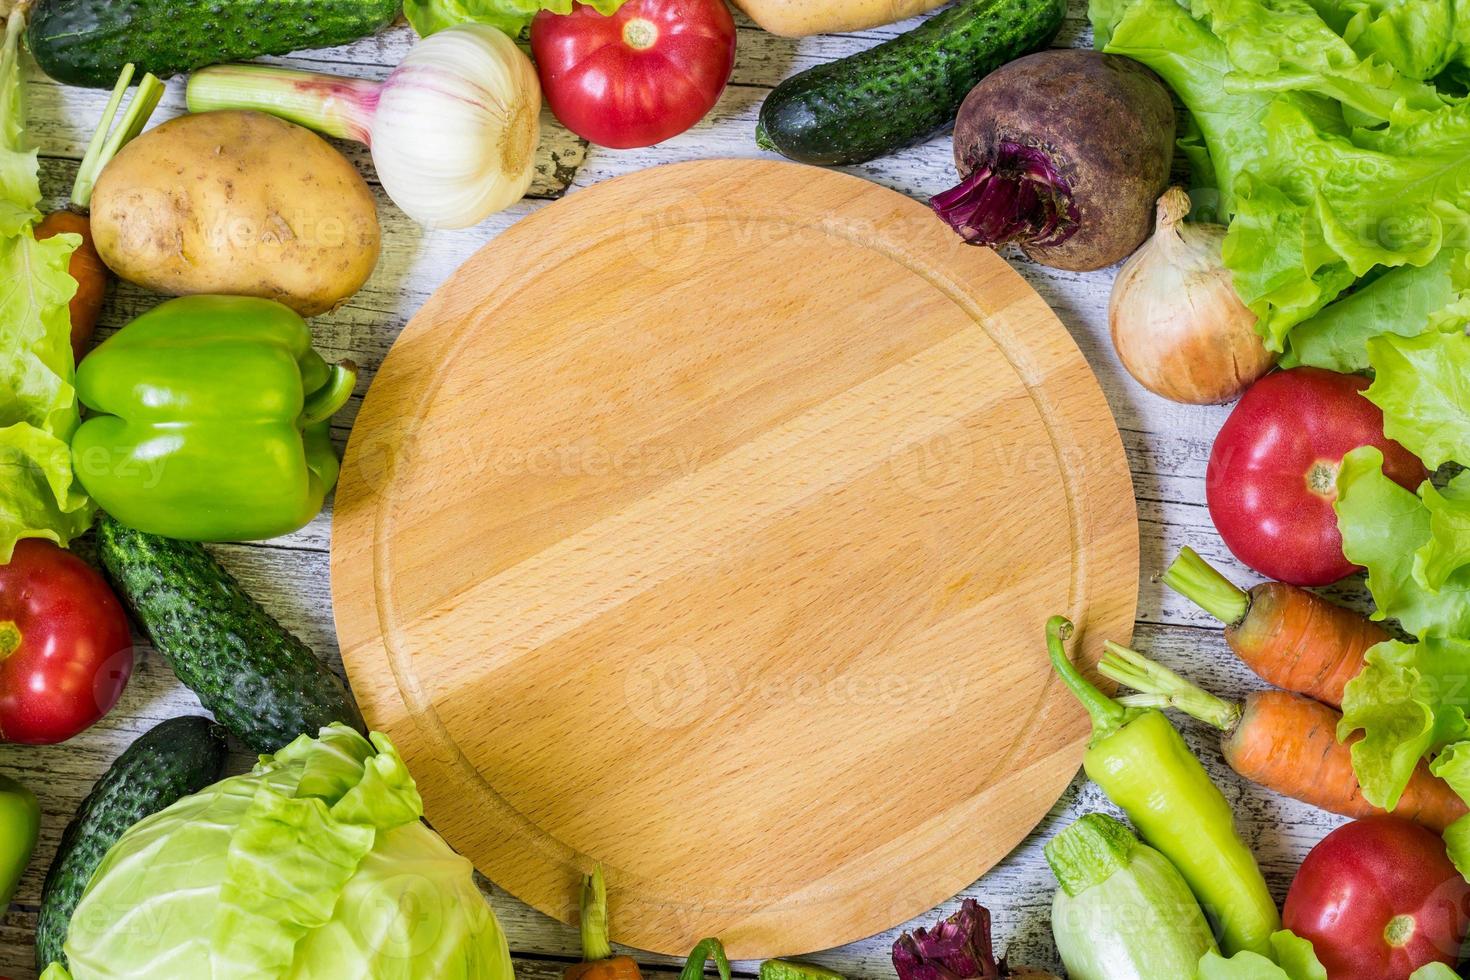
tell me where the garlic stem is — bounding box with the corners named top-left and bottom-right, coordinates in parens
top-left (188, 65), bottom-right (379, 145)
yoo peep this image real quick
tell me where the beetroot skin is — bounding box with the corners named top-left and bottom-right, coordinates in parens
top-left (932, 49), bottom-right (1175, 272)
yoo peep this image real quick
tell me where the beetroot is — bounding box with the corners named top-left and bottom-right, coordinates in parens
top-left (930, 49), bottom-right (1175, 272)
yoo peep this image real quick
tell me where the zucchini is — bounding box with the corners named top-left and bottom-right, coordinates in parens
top-left (755, 0), bottom-right (1066, 166)
top-left (36, 716), bottom-right (226, 972)
top-left (27, 0), bottom-right (402, 89)
top-left (96, 514), bottom-right (366, 753)
top-left (1046, 813), bottom-right (1218, 980)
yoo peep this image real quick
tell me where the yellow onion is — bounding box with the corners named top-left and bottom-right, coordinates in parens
top-left (1109, 188), bottom-right (1274, 404)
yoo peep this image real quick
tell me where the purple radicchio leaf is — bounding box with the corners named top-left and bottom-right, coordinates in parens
top-left (892, 899), bottom-right (1002, 980)
top-left (929, 142), bottom-right (1080, 250)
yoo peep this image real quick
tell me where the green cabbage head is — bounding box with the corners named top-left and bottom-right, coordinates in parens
top-left (41, 724), bottom-right (511, 980)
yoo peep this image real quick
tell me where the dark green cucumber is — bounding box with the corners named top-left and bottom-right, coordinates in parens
top-left (36, 716), bottom-right (226, 972)
top-left (97, 514), bottom-right (366, 753)
top-left (27, 0), bottom-right (401, 88)
top-left (756, 0), bottom-right (1066, 166)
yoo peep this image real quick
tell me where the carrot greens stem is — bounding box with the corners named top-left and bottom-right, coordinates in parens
top-left (580, 865), bottom-right (613, 962)
top-left (1100, 641), bottom-right (1240, 732)
top-left (1163, 547), bottom-right (1250, 625)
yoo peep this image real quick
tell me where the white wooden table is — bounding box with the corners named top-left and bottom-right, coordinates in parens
top-left (0, 6), bottom-right (1350, 977)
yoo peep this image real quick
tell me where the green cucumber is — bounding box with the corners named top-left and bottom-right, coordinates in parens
top-left (36, 716), bottom-right (227, 972)
top-left (97, 514), bottom-right (366, 753)
top-left (756, 0), bottom-right (1066, 166)
top-left (27, 0), bottom-right (402, 89)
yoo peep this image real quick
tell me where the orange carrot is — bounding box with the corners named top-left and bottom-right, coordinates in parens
top-left (1101, 644), bottom-right (1468, 833)
top-left (566, 957), bottom-right (644, 980)
top-left (567, 866), bottom-right (642, 980)
top-left (35, 66), bottom-right (163, 363)
top-left (1164, 547), bottom-right (1385, 707)
top-left (35, 209), bottom-right (107, 362)
top-left (1224, 690), bottom-right (1466, 832)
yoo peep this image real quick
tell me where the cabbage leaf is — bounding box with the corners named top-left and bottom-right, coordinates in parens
top-left (50, 725), bottom-right (512, 980)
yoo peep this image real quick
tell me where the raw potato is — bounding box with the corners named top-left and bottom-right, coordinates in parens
top-left (91, 111), bottom-right (380, 317)
top-left (732, 0), bottom-right (947, 36)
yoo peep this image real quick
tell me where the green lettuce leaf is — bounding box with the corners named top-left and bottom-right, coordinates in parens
top-left (1364, 331), bottom-right (1470, 470)
top-left (1336, 447), bottom-right (1470, 638)
top-left (405, 0), bottom-right (626, 37)
top-left (1197, 931), bottom-right (1328, 979)
top-left (1338, 637), bottom-right (1470, 808)
top-left (1410, 966), bottom-right (1466, 980)
top-left (1282, 250), bottom-right (1470, 372)
top-left (1306, 0), bottom-right (1470, 83)
top-left (1224, 96), bottom-right (1470, 350)
top-left (0, 8), bottom-right (88, 563)
top-left (1104, 0), bottom-right (1346, 220)
top-left (1415, 474), bottom-right (1470, 591)
top-left (1195, 0), bottom-right (1447, 122)
top-left (1429, 742), bottom-right (1470, 877)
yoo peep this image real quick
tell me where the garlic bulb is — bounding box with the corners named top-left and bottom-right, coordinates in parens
top-left (187, 25), bottom-right (542, 229)
top-left (1109, 188), bottom-right (1274, 404)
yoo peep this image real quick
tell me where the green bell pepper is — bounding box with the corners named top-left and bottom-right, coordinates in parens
top-left (1047, 616), bottom-right (1280, 958)
top-left (0, 773), bottom-right (39, 908)
top-left (72, 296), bottom-right (357, 542)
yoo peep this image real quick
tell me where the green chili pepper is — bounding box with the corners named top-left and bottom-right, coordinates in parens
top-left (72, 296), bottom-right (357, 542)
top-left (760, 962), bottom-right (845, 980)
top-left (1046, 615), bottom-right (1279, 957)
top-left (680, 938), bottom-right (732, 980)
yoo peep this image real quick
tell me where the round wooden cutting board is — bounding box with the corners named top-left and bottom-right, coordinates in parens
top-left (331, 159), bottom-right (1138, 959)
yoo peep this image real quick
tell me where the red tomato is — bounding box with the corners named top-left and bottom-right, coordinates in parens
top-left (1284, 817), bottom-right (1470, 980)
top-left (1206, 367), bottom-right (1425, 586)
top-left (0, 539), bottom-right (133, 744)
top-left (530, 0), bottom-right (736, 149)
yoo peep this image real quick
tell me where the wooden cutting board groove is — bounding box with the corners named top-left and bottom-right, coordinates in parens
top-left (331, 159), bottom-right (1138, 958)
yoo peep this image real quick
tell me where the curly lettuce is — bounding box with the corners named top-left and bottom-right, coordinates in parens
top-left (1098, 0), bottom-right (1470, 351)
top-left (1335, 447), bottom-right (1470, 639)
top-left (1364, 331), bottom-right (1470, 471)
top-left (1196, 931), bottom-right (1326, 980)
top-left (1197, 0), bottom-right (1446, 122)
top-left (1199, 930), bottom-right (1462, 979)
top-left (405, 0), bottom-right (626, 37)
top-left (1103, 0), bottom-right (1347, 221)
top-left (0, 8), bottom-right (88, 563)
top-left (1282, 250), bottom-right (1470, 372)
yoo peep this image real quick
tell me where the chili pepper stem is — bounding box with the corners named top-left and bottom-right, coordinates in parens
top-left (680, 939), bottom-right (732, 980)
top-left (1046, 615), bottom-right (1130, 740)
top-left (580, 865), bottom-right (613, 962)
top-left (1101, 641), bottom-right (1241, 732)
top-left (1163, 547), bottom-right (1250, 626)
top-left (301, 362), bottom-right (358, 426)
top-left (70, 66), bottom-right (165, 210)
